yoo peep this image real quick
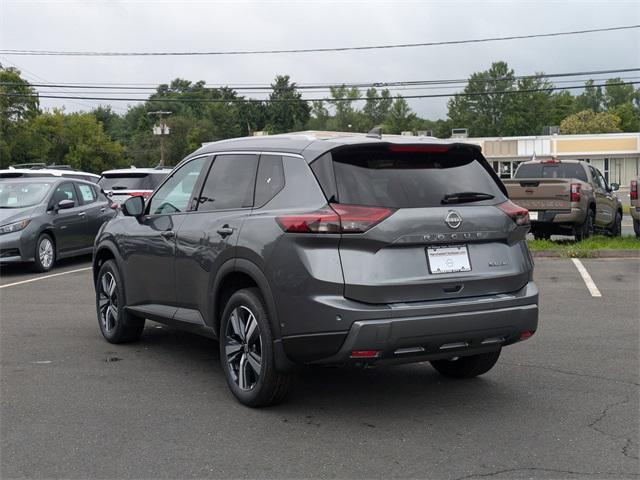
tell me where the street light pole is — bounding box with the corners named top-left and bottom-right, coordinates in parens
top-left (148, 111), bottom-right (172, 167)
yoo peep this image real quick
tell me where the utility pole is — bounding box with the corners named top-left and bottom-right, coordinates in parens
top-left (148, 111), bottom-right (172, 167)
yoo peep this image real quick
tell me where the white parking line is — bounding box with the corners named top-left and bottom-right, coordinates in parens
top-left (571, 258), bottom-right (602, 297)
top-left (0, 267), bottom-right (92, 289)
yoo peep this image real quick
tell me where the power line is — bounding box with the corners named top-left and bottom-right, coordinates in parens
top-left (1, 25), bottom-right (638, 57)
top-left (2, 68), bottom-right (638, 91)
top-left (3, 81), bottom-right (638, 104)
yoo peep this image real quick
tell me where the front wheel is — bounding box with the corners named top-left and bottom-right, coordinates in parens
top-left (33, 233), bottom-right (55, 272)
top-left (96, 260), bottom-right (144, 343)
top-left (609, 211), bottom-right (622, 237)
top-left (220, 288), bottom-right (292, 407)
top-left (430, 350), bottom-right (501, 378)
top-left (575, 210), bottom-right (594, 242)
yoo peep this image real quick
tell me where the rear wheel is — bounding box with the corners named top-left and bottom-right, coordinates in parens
top-left (96, 260), bottom-right (144, 343)
top-left (220, 288), bottom-right (292, 407)
top-left (430, 350), bottom-right (501, 379)
top-left (575, 210), bottom-right (594, 241)
top-left (33, 233), bottom-right (55, 272)
top-left (609, 211), bottom-right (622, 237)
top-left (532, 230), bottom-right (551, 240)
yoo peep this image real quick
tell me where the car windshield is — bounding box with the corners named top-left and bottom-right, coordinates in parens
top-left (0, 181), bottom-right (52, 208)
top-left (514, 163), bottom-right (588, 182)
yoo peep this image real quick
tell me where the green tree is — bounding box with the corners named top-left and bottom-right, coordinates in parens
top-left (265, 75), bottom-right (310, 133)
top-left (362, 88), bottom-right (393, 128)
top-left (549, 91), bottom-right (576, 126)
top-left (308, 101), bottom-right (330, 130)
top-left (447, 61), bottom-right (516, 136)
top-left (575, 80), bottom-right (603, 112)
top-left (0, 64), bottom-right (40, 166)
top-left (382, 96), bottom-right (417, 134)
top-left (560, 109), bottom-right (622, 134)
top-left (328, 85), bottom-right (362, 131)
top-left (503, 75), bottom-right (553, 135)
top-left (603, 78), bottom-right (636, 110)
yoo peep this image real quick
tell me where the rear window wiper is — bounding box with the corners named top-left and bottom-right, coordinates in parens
top-left (441, 191), bottom-right (495, 204)
top-left (111, 185), bottom-right (129, 190)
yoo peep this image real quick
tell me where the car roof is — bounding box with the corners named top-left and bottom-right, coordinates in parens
top-left (100, 167), bottom-right (173, 175)
top-left (0, 168), bottom-right (100, 179)
top-left (190, 131), bottom-right (481, 163)
top-left (0, 175), bottom-right (99, 187)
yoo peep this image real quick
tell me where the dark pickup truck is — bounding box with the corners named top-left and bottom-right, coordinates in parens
top-left (503, 159), bottom-right (623, 240)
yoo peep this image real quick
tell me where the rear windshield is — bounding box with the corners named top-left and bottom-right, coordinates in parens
top-left (98, 172), bottom-right (167, 190)
top-left (324, 146), bottom-right (506, 208)
top-left (515, 163), bottom-right (587, 182)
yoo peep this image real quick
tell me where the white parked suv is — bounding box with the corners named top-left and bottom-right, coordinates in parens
top-left (98, 167), bottom-right (172, 205)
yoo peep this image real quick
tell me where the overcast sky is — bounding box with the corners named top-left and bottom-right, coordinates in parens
top-left (1, 0), bottom-right (639, 119)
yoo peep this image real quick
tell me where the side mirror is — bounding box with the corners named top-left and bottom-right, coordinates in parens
top-left (122, 195), bottom-right (145, 217)
top-left (57, 199), bottom-right (75, 210)
top-left (609, 182), bottom-right (619, 191)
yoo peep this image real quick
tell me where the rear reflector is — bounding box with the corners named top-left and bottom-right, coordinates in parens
top-left (631, 180), bottom-right (638, 200)
top-left (570, 183), bottom-right (581, 203)
top-left (497, 200), bottom-right (530, 226)
top-left (388, 145), bottom-right (451, 153)
top-left (276, 204), bottom-right (394, 234)
top-left (519, 330), bottom-right (535, 341)
top-left (350, 350), bottom-right (381, 359)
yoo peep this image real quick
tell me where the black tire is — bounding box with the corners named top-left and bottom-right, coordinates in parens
top-left (634, 219), bottom-right (640, 239)
top-left (96, 260), bottom-right (144, 343)
top-left (609, 211), bottom-right (622, 237)
top-left (575, 210), bottom-right (594, 241)
top-left (430, 350), bottom-right (501, 379)
top-left (220, 287), bottom-right (292, 407)
top-left (32, 233), bottom-right (55, 272)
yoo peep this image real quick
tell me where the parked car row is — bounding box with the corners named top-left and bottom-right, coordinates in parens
top-left (0, 165), bottom-right (172, 271)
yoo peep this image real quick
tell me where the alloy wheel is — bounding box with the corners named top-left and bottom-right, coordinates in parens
top-left (225, 306), bottom-right (262, 391)
top-left (98, 272), bottom-right (118, 333)
top-left (38, 238), bottom-right (54, 269)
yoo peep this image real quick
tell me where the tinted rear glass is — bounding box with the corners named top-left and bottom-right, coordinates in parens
top-left (515, 163), bottom-right (587, 182)
top-left (98, 173), bottom-right (153, 190)
top-left (329, 146), bottom-right (506, 208)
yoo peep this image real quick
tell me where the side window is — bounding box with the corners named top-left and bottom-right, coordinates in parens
top-left (254, 155), bottom-right (284, 207)
top-left (197, 154), bottom-right (258, 212)
top-left (595, 169), bottom-right (607, 190)
top-left (51, 182), bottom-right (78, 207)
top-left (77, 183), bottom-right (97, 204)
top-left (148, 157), bottom-right (207, 215)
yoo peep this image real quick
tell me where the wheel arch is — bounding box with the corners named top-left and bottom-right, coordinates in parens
top-left (211, 258), bottom-right (280, 341)
top-left (93, 241), bottom-right (123, 287)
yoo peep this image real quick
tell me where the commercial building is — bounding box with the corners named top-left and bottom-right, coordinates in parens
top-left (470, 132), bottom-right (640, 188)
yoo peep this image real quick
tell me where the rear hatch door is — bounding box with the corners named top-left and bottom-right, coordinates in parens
top-left (324, 143), bottom-right (530, 304)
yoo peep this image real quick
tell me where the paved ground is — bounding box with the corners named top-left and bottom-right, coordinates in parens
top-left (1, 257), bottom-right (639, 479)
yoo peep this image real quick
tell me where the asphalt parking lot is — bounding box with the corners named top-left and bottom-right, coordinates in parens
top-left (1, 257), bottom-right (638, 479)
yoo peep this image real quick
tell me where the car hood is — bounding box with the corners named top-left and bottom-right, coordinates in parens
top-left (0, 206), bottom-right (39, 225)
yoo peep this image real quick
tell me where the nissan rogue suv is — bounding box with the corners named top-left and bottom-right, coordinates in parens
top-left (93, 133), bottom-right (539, 407)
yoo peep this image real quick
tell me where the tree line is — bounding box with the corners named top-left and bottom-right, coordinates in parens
top-left (1, 61), bottom-right (638, 172)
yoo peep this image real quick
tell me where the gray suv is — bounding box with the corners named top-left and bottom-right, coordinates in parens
top-left (93, 133), bottom-right (539, 407)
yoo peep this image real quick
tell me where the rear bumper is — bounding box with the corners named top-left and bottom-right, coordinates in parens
top-left (281, 281), bottom-right (539, 365)
top-left (530, 208), bottom-right (584, 225)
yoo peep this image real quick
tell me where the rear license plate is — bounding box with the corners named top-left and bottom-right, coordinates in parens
top-left (427, 245), bottom-right (471, 274)
top-left (529, 211), bottom-right (539, 221)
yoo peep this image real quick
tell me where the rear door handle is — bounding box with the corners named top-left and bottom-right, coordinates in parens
top-left (78, 212), bottom-right (86, 217)
top-left (161, 230), bottom-right (175, 239)
top-left (217, 226), bottom-right (234, 237)
top-left (100, 207), bottom-right (106, 212)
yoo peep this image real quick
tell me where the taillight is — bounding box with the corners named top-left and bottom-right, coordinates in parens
top-left (570, 183), bottom-right (581, 203)
top-left (109, 202), bottom-right (118, 210)
top-left (631, 180), bottom-right (638, 200)
top-left (276, 204), bottom-right (394, 234)
top-left (497, 200), bottom-right (530, 226)
top-left (128, 191), bottom-right (152, 199)
top-left (388, 145), bottom-right (451, 153)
